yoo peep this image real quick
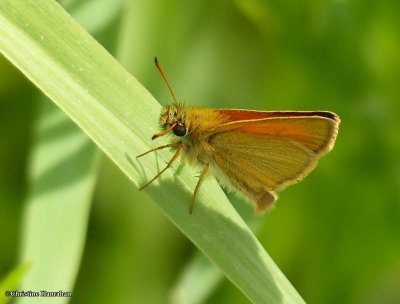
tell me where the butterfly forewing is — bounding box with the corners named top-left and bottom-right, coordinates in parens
top-left (206, 115), bottom-right (339, 212)
top-left (208, 115), bottom-right (339, 155)
top-left (215, 109), bottom-right (338, 123)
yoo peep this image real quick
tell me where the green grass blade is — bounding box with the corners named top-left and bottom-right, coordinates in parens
top-left (17, 100), bottom-right (99, 304)
top-left (13, 1), bottom-right (121, 302)
top-left (0, 1), bottom-right (304, 302)
top-left (170, 194), bottom-right (266, 304)
top-left (171, 253), bottom-right (223, 304)
top-left (0, 262), bottom-right (31, 304)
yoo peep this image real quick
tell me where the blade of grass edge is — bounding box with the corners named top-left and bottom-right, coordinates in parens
top-left (15, 1), bottom-right (124, 302)
top-left (0, 1), bottom-right (304, 303)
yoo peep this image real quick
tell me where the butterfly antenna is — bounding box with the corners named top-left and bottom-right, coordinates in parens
top-left (155, 57), bottom-right (179, 107)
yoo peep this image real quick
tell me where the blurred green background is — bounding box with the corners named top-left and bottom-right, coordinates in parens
top-left (1, 0), bottom-right (399, 303)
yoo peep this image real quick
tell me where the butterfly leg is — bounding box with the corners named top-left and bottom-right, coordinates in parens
top-left (136, 142), bottom-right (180, 158)
top-left (189, 164), bottom-right (209, 214)
top-left (139, 144), bottom-right (183, 191)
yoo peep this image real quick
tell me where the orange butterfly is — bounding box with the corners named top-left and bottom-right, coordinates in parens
top-left (138, 58), bottom-right (340, 214)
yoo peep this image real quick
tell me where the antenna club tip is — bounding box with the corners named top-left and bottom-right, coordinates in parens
top-left (154, 57), bottom-right (159, 65)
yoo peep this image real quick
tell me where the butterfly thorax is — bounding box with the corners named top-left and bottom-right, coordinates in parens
top-left (159, 104), bottom-right (229, 164)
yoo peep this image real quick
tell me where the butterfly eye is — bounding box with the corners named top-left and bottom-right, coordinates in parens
top-left (173, 123), bottom-right (187, 137)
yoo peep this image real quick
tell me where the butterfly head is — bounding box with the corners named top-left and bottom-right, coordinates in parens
top-left (158, 104), bottom-right (188, 138)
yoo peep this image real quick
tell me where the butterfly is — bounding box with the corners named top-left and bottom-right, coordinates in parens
top-left (137, 58), bottom-right (340, 214)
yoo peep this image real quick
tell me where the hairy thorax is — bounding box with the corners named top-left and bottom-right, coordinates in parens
top-left (159, 105), bottom-right (229, 166)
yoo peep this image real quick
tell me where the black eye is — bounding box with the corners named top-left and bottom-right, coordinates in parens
top-left (173, 123), bottom-right (186, 137)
